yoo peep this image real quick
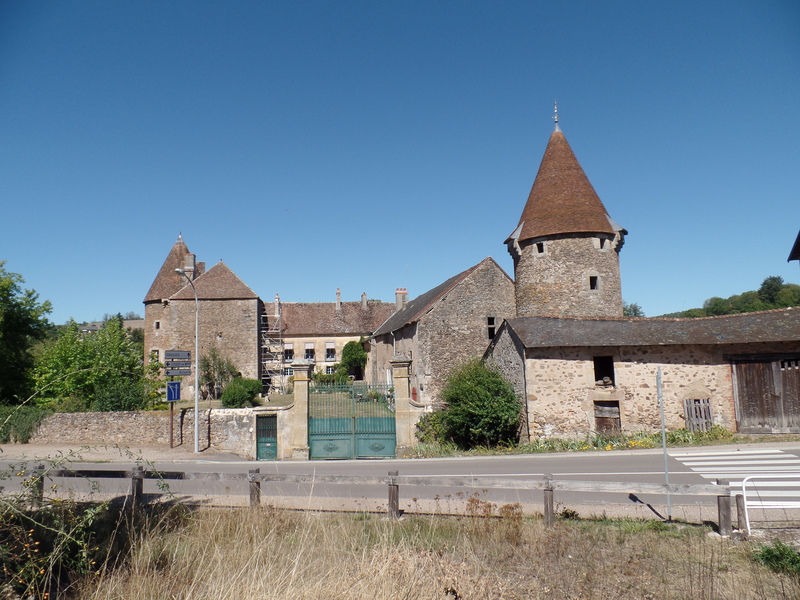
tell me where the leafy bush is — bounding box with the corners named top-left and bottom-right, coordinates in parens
top-left (91, 378), bottom-right (146, 412)
top-left (0, 405), bottom-right (51, 443)
top-left (220, 378), bottom-right (262, 408)
top-left (428, 359), bottom-right (521, 449)
top-left (754, 540), bottom-right (800, 578)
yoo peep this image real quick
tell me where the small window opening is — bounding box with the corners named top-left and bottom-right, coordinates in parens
top-left (304, 348), bottom-right (315, 360)
top-left (487, 316), bottom-right (496, 340)
top-left (589, 276), bottom-right (599, 290)
top-left (326, 347), bottom-right (336, 361)
top-left (154, 321), bottom-right (160, 330)
top-left (536, 242), bottom-right (545, 254)
top-left (599, 238), bottom-right (606, 249)
top-left (593, 356), bottom-right (615, 386)
top-left (284, 348), bottom-right (294, 361)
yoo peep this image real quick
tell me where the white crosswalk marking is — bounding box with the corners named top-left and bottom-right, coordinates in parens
top-left (670, 449), bottom-right (800, 485)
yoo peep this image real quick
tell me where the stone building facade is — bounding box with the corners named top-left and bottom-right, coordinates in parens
top-left (144, 236), bottom-right (263, 400)
top-left (371, 257), bottom-right (516, 408)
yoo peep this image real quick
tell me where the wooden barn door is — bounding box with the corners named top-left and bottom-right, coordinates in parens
top-left (733, 357), bottom-right (800, 433)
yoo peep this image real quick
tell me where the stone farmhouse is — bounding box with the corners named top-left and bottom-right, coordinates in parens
top-left (142, 117), bottom-right (800, 452)
top-left (485, 121), bottom-right (800, 437)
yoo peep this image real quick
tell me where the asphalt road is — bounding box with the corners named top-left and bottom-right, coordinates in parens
top-left (4, 442), bottom-right (800, 521)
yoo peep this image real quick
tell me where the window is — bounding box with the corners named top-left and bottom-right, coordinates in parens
top-left (284, 347), bottom-right (294, 361)
top-left (283, 367), bottom-right (293, 376)
top-left (325, 342), bottom-right (336, 361)
top-left (326, 366), bottom-right (336, 375)
top-left (304, 342), bottom-right (315, 361)
top-left (487, 316), bottom-right (496, 340)
top-left (535, 242), bottom-right (545, 254)
top-left (154, 321), bottom-right (160, 330)
top-left (593, 356), bottom-right (615, 386)
top-left (150, 349), bottom-right (159, 361)
top-left (589, 276), bottom-right (599, 290)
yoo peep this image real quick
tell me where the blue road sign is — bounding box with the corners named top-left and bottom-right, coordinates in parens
top-left (167, 381), bottom-right (181, 402)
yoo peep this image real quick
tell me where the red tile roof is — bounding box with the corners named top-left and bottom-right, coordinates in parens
top-left (171, 262), bottom-right (258, 300)
top-left (508, 129), bottom-right (622, 243)
top-left (280, 301), bottom-right (396, 336)
top-left (143, 236), bottom-right (205, 303)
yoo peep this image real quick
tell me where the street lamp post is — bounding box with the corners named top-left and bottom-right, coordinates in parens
top-left (175, 268), bottom-right (200, 453)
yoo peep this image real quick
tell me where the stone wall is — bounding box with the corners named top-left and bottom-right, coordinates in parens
top-left (29, 409), bottom-right (262, 459)
top-left (144, 297), bottom-right (262, 401)
top-left (514, 234), bottom-right (623, 318)
top-left (484, 324), bottom-right (529, 440)
top-left (523, 344), bottom-right (740, 438)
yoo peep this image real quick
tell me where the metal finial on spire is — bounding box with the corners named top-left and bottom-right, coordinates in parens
top-left (553, 101), bottom-right (560, 132)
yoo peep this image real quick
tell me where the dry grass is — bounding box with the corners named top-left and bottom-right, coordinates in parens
top-left (74, 506), bottom-right (800, 600)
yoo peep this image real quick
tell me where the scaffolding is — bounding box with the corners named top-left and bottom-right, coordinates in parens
top-left (261, 294), bottom-right (285, 394)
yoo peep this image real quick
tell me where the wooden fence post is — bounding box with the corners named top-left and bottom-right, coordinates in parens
top-left (543, 474), bottom-right (554, 528)
top-left (249, 468), bottom-right (261, 507)
top-left (130, 465), bottom-right (144, 507)
top-left (388, 470), bottom-right (400, 518)
top-left (716, 479), bottom-right (731, 537)
top-left (735, 493), bottom-right (746, 532)
top-left (31, 464), bottom-right (45, 508)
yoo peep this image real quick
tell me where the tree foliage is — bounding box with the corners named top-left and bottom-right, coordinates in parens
top-left (0, 261), bottom-right (52, 404)
top-left (340, 340), bottom-right (368, 379)
top-left (220, 377), bottom-right (262, 408)
top-left (421, 359), bottom-right (521, 449)
top-left (623, 302), bottom-right (645, 317)
top-left (664, 276), bottom-right (800, 317)
top-left (199, 346), bottom-right (239, 400)
top-left (33, 317), bottom-right (143, 411)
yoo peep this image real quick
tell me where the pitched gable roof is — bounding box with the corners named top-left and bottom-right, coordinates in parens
top-left (508, 128), bottom-right (623, 244)
top-left (502, 308), bottom-right (800, 348)
top-left (373, 257), bottom-right (510, 336)
top-left (171, 262), bottom-right (258, 301)
top-left (143, 235), bottom-right (205, 303)
top-left (280, 301), bottom-right (395, 336)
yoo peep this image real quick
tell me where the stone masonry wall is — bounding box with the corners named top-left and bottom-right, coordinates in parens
top-left (29, 409), bottom-right (260, 459)
top-left (484, 325), bottom-right (529, 440)
top-left (145, 297), bottom-right (261, 401)
top-left (416, 260), bottom-right (516, 406)
top-left (515, 235), bottom-right (623, 318)
top-left (524, 344), bottom-right (741, 438)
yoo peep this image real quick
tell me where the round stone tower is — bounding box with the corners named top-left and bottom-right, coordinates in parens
top-left (506, 121), bottom-right (626, 318)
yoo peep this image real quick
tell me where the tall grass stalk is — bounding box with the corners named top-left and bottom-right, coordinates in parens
top-left (77, 507), bottom-right (799, 600)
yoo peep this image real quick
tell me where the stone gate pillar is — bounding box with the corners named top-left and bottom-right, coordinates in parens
top-left (289, 360), bottom-right (312, 460)
top-left (390, 355), bottom-right (417, 449)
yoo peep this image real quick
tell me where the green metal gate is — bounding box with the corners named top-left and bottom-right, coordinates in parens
top-left (256, 414), bottom-right (278, 460)
top-left (309, 383), bottom-right (396, 459)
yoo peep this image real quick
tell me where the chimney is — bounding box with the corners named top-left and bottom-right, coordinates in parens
top-left (183, 253), bottom-right (196, 276)
top-left (336, 288), bottom-right (342, 310)
top-left (361, 292), bottom-right (367, 310)
top-left (395, 288), bottom-right (408, 311)
top-left (274, 293), bottom-right (281, 317)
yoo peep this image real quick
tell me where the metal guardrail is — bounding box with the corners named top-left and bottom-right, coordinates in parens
top-left (10, 466), bottom-right (738, 535)
top-left (739, 473), bottom-right (800, 535)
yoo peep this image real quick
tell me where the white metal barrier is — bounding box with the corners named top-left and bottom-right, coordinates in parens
top-left (741, 473), bottom-right (800, 535)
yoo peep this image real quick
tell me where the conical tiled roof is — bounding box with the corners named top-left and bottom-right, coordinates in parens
top-left (508, 129), bottom-right (622, 243)
top-left (143, 235), bottom-right (202, 303)
top-left (171, 262), bottom-right (258, 300)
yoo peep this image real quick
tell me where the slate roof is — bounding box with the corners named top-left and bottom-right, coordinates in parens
top-left (507, 128), bottom-right (624, 244)
top-left (502, 308), bottom-right (800, 348)
top-left (143, 236), bottom-right (205, 303)
top-left (280, 301), bottom-right (396, 336)
top-left (373, 257), bottom-right (511, 337)
top-left (171, 262), bottom-right (258, 301)
top-left (789, 230), bottom-right (800, 262)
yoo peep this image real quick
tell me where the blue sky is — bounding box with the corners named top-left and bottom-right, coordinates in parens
top-left (2, 1), bottom-right (799, 324)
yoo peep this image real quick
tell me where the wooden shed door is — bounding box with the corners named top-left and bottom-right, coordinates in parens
top-left (733, 358), bottom-right (800, 433)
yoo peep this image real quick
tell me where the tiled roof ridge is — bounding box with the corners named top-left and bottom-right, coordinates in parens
top-left (512, 306), bottom-right (800, 323)
top-left (171, 261), bottom-right (259, 300)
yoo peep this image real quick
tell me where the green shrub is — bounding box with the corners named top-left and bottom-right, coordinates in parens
top-left (220, 378), bottom-right (262, 408)
top-left (754, 540), bottom-right (800, 578)
top-left (0, 405), bottom-right (51, 443)
top-left (91, 378), bottom-right (146, 412)
top-left (433, 359), bottom-right (521, 449)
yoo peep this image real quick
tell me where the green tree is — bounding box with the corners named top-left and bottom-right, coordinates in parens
top-left (339, 340), bottom-right (368, 380)
top-left (758, 275), bottom-right (785, 305)
top-left (199, 346), bottom-right (239, 399)
top-left (0, 261), bottom-right (52, 404)
top-left (33, 317), bottom-right (143, 410)
top-left (622, 302), bottom-right (644, 317)
top-left (220, 377), bottom-right (262, 408)
top-left (433, 359), bottom-right (521, 449)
